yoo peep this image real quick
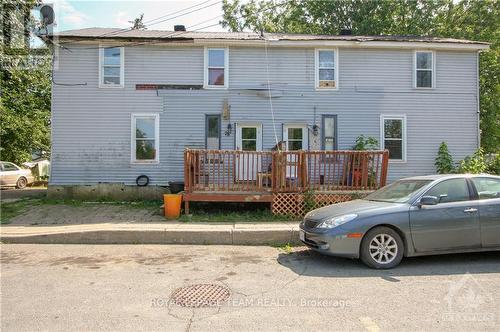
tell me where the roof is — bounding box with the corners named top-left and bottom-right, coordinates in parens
top-left (55, 28), bottom-right (490, 47)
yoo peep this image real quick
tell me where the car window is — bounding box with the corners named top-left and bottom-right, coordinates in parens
top-left (2, 163), bottom-right (19, 171)
top-left (425, 179), bottom-right (470, 203)
top-left (472, 177), bottom-right (500, 200)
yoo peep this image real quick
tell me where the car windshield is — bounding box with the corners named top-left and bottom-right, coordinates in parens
top-left (365, 179), bottom-right (432, 203)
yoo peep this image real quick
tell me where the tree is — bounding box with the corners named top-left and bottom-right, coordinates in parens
top-left (129, 13), bottom-right (147, 30)
top-left (222, 0), bottom-right (499, 153)
top-left (435, 142), bottom-right (454, 174)
top-left (1, 0), bottom-right (52, 165)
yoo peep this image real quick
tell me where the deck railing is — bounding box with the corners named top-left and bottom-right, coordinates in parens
top-left (184, 149), bottom-right (389, 194)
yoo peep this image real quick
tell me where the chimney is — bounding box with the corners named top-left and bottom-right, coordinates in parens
top-left (340, 29), bottom-right (352, 36)
top-left (174, 25), bottom-right (186, 32)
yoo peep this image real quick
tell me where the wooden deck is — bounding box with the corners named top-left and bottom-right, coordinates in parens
top-left (183, 149), bottom-right (389, 214)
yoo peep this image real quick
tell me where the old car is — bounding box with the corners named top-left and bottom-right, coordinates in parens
top-left (300, 174), bottom-right (500, 269)
top-left (0, 161), bottom-right (35, 189)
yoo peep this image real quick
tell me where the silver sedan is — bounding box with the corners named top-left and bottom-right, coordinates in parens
top-left (0, 162), bottom-right (35, 189)
top-left (300, 174), bottom-right (500, 269)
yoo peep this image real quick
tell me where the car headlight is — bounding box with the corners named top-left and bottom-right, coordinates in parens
top-left (317, 214), bottom-right (358, 229)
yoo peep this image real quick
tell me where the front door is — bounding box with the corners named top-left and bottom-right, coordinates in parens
top-left (235, 124), bottom-right (262, 181)
top-left (283, 125), bottom-right (308, 179)
top-left (409, 178), bottom-right (481, 252)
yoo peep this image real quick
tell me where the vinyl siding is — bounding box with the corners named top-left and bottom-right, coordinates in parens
top-left (51, 44), bottom-right (479, 185)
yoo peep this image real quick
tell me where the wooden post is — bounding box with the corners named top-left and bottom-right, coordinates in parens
top-left (380, 150), bottom-right (389, 187)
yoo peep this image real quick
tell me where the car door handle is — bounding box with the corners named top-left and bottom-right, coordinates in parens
top-left (463, 208), bottom-right (478, 213)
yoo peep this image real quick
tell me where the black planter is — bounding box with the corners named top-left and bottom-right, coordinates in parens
top-left (169, 181), bottom-right (185, 194)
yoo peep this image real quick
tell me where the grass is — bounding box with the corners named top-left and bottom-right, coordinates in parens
top-left (0, 198), bottom-right (43, 224)
top-left (0, 198), bottom-right (297, 224)
top-left (178, 202), bottom-right (297, 223)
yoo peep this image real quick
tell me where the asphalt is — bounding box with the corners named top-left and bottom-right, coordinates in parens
top-left (0, 222), bottom-right (302, 245)
top-left (1, 244), bottom-right (499, 331)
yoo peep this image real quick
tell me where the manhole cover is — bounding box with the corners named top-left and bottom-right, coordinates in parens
top-left (170, 284), bottom-right (231, 308)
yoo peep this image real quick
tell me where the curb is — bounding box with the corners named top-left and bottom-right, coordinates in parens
top-left (0, 225), bottom-right (302, 246)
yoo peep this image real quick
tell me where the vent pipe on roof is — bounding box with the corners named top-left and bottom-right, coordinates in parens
top-left (340, 29), bottom-right (352, 35)
top-left (174, 25), bottom-right (186, 32)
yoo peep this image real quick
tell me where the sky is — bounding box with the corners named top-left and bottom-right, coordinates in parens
top-left (51, 0), bottom-right (228, 32)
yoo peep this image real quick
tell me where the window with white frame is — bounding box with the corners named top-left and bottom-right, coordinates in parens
top-left (205, 48), bottom-right (227, 88)
top-left (415, 51), bottom-right (433, 88)
top-left (100, 47), bottom-right (124, 87)
top-left (132, 114), bottom-right (159, 163)
top-left (315, 49), bottom-right (337, 89)
top-left (381, 115), bottom-right (406, 161)
top-left (283, 125), bottom-right (308, 151)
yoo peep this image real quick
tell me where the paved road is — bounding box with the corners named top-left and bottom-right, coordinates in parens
top-left (1, 244), bottom-right (499, 331)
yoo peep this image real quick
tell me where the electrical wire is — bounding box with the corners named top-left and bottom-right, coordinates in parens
top-left (264, 36), bottom-right (279, 148)
top-left (97, 0), bottom-right (221, 38)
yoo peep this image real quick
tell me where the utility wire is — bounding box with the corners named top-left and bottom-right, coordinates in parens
top-left (98, 0), bottom-right (221, 38)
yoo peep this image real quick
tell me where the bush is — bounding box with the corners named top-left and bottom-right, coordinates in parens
top-left (352, 135), bottom-right (378, 151)
top-left (457, 149), bottom-right (488, 174)
top-left (435, 142), bottom-right (454, 174)
top-left (485, 154), bottom-right (500, 175)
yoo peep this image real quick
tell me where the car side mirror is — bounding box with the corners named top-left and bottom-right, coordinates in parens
top-left (419, 196), bottom-right (438, 206)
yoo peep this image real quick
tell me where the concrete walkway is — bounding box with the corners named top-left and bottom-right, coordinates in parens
top-left (0, 222), bottom-right (301, 245)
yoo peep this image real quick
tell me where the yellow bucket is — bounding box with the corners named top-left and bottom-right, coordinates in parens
top-left (163, 194), bottom-right (182, 219)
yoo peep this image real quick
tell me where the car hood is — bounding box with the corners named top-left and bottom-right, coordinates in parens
top-left (305, 199), bottom-right (406, 221)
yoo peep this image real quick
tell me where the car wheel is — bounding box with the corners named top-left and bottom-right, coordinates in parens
top-left (16, 177), bottom-right (27, 189)
top-left (360, 227), bottom-right (404, 269)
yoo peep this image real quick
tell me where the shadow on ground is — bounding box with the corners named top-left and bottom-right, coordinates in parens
top-left (278, 249), bottom-right (500, 280)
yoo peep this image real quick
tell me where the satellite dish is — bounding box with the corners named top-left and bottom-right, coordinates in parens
top-left (39, 4), bottom-right (55, 26)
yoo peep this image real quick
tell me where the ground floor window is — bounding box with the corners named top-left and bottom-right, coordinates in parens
top-left (381, 115), bottom-right (406, 161)
top-left (283, 124), bottom-right (308, 151)
top-left (131, 113), bottom-right (159, 163)
top-left (205, 114), bottom-right (221, 149)
top-left (322, 115), bottom-right (337, 150)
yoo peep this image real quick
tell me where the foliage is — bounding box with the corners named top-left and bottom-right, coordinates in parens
top-left (1, 0), bottom-right (52, 165)
top-left (352, 135), bottom-right (379, 151)
top-left (457, 148), bottom-right (488, 174)
top-left (435, 142), bottom-right (454, 174)
top-left (302, 189), bottom-right (316, 213)
top-left (222, 0), bottom-right (499, 153)
top-left (485, 154), bottom-right (500, 175)
top-left (129, 13), bottom-right (147, 30)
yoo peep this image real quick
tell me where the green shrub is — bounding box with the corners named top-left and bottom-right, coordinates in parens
top-left (435, 142), bottom-right (454, 174)
top-left (485, 154), bottom-right (500, 175)
top-left (457, 149), bottom-right (488, 174)
top-left (352, 135), bottom-right (378, 151)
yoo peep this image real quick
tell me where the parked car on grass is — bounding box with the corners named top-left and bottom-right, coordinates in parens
top-left (0, 162), bottom-right (35, 189)
top-left (300, 174), bottom-right (500, 269)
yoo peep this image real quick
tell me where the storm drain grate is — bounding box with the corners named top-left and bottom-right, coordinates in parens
top-left (170, 284), bottom-right (231, 308)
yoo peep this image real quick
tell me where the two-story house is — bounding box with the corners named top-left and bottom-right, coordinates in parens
top-left (49, 27), bottom-right (489, 200)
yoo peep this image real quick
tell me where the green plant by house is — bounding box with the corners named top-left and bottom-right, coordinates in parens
top-left (435, 142), bottom-right (454, 174)
top-left (352, 135), bottom-right (379, 151)
top-left (303, 189), bottom-right (316, 214)
top-left (457, 149), bottom-right (488, 174)
top-left (486, 154), bottom-right (500, 175)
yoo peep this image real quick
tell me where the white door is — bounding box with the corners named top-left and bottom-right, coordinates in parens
top-left (283, 125), bottom-right (308, 178)
top-left (235, 124), bottom-right (263, 181)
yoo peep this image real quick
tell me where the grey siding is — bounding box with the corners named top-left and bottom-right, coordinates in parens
top-left (51, 44), bottom-right (479, 185)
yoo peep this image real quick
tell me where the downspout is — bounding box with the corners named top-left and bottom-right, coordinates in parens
top-left (476, 50), bottom-right (481, 149)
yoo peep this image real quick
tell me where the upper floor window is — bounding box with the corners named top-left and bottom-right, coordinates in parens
top-left (415, 51), bottom-right (433, 88)
top-left (205, 48), bottom-right (228, 88)
top-left (131, 113), bottom-right (159, 163)
top-left (381, 115), bottom-right (406, 162)
top-left (99, 47), bottom-right (124, 87)
top-left (315, 49), bottom-right (338, 89)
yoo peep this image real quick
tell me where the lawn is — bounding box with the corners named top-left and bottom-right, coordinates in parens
top-left (0, 199), bottom-right (296, 224)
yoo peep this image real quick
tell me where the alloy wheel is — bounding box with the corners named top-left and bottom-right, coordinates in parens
top-left (369, 233), bottom-right (398, 264)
